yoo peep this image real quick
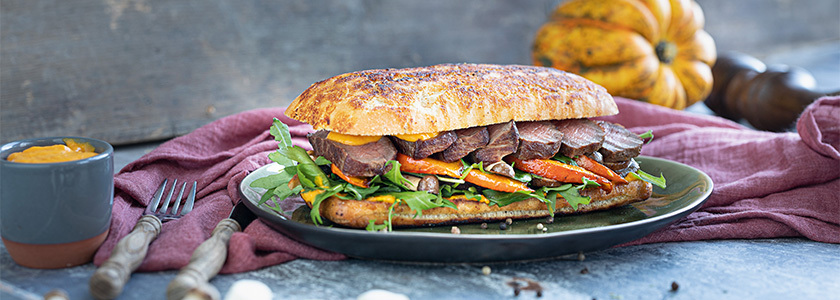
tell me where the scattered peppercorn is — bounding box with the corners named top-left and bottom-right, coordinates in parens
top-left (505, 218), bottom-right (513, 225)
top-left (451, 226), bottom-right (461, 234)
top-left (577, 252), bottom-right (586, 261)
top-left (536, 223), bottom-right (544, 230)
top-left (481, 266), bottom-right (491, 275)
top-left (499, 222), bottom-right (508, 230)
top-left (580, 267), bottom-right (589, 274)
top-left (671, 281), bottom-right (679, 291)
top-left (480, 222), bottom-right (488, 229)
top-left (546, 216), bottom-right (555, 224)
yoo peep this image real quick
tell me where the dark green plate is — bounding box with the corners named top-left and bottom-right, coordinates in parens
top-left (239, 156), bottom-right (712, 263)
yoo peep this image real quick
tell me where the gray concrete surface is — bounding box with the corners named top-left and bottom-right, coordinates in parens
top-left (2, 238), bottom-right (838, 299)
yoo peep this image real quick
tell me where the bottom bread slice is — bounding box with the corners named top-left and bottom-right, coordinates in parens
top-left (317, 180), bottom-right (653, 228)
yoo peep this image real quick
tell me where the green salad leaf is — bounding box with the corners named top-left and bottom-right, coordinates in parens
top-left (631, 169), bottom-right (667, 189)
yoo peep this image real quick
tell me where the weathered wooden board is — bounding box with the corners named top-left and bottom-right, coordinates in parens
top-left (2, 0), bottom-right (837, 145)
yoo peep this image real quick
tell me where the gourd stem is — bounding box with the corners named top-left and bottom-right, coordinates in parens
top-left (655, 41), bottom-right (677, 64)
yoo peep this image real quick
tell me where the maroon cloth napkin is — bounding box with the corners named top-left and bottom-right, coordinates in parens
top-left (93, 96), bottom-right (840, 273)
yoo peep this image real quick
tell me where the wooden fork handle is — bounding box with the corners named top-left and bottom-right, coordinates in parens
top-left (89, 215), bottom-right (162, 300)
top-left (166, 218), bottom-right (240, 300)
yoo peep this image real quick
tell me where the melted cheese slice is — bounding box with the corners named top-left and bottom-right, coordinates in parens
top-left (326, 132), bottom-right (382, 146)
top-left (393, 132), bottom-right (440, 142)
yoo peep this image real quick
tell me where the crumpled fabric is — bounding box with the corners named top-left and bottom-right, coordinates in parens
top-left (93, 96), bottom-right (840, 272)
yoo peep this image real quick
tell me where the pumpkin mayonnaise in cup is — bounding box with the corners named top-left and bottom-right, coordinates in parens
top-left (0, 137), bottom-right (113, 269)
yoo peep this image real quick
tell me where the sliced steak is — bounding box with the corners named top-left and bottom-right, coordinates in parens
top-left (391, 131), bottom-right (457, 159)
top-left (308, 130), bottom-right (397, 177)
top-left (436, 127), bottom-right (489, 162)
top-left (511, 121), bottom-right (564, 160)
top-left (555, 118), bottom-right (605, 158)
top-left (596, 121), bottom-right (643, 162)
top-left (472, 121), bottom-right (520, 163)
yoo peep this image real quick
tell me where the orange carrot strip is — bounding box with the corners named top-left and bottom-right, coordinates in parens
top-left (397, 154), bottom-right (532, 193)
top-left (396, 154), bottom-right (461, 178)
top-left (573, 155), bottom-right (629, 184)
top-left (508, 157), bottom-right (612, 192)
top-left (463, 168), bottom-right (533, 193)
top-left (330, 164), bottom-right (369, 188)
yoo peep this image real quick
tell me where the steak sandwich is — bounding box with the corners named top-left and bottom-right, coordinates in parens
top-left (258, 63), bottom-right (664, 231)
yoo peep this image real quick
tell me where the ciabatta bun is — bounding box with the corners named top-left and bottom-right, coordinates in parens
top-left (285, 63), bottom-right (618, 136)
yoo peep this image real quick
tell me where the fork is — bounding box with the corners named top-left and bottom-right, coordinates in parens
top-left (89, 179), bottom-right (197, 300)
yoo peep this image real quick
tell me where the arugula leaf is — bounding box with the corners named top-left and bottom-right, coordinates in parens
top-left (483, 189), bottom-right (534, 207)
top-left (528, 189), bottom-right (557, 215)
top-left (266, 118), bottom-right (331, 190)
top-left (551, 154), bottom-right (578, 166)
top-left (251, 165), bottom-right (301, 211)
top-left (286, 146), bottom-right (330, 188)
top-left (313, 156), bottom-right (332, 166)
top-left (310, 185), bottom-right (344, 225)
top-left (382, 160), bottom-right (414, 189)
top-left (512, 169), bottom-right (533, 183)
top-left (392, 191), bottom-right (447, 218)
top-left (631, 170), bottom-right (667, 189)
top-left (268, 151), bottom-right (294, 167)
top-left (461, 187), bottom-right (483, 202)
top-left (250, 171), bottom-right (294, 190)
top-left (638, 130), bottom-right (654, 144)
top-left (270, 118), bottom-right (294, 148)
top-left (553, 186), bottom-right (589, 211)
top-left (484, 178), bottom-right (597, 213)
top-left (338, 184), bottom-right (381, 200)
top-left (439, 185), bottom-right (481, 203)
top-left (366, 219), bottom-right (389, 232)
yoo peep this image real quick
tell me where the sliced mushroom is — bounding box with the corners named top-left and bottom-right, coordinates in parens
top-left (417, 175), bottom-right (440, 194)
top-left (530, 176), bottom-right (564, 188)
top-left (485, 161), bottom-right (515, 178)
top-left (404, 175), bottom-right (422, 191)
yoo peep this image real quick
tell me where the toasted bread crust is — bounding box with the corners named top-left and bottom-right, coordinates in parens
top-left (286, 63), bottom-right (618, 136)
top-left (319, 180), bottom-right (652, 228)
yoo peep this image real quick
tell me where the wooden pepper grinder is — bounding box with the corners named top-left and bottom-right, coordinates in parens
top-left (704, 51), bottom-right (839, 132)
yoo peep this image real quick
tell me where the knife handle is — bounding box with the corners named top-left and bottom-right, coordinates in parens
top-left (166, 218), bottom-right (240, 300)
top-left (89, 215), bottom-right (162, 300)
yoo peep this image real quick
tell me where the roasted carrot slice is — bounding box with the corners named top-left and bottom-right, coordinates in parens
top-left (462, 168), bottom-right (533, 193)
top-left (573, 155), bottom-right (628, 184)
top-left (396, 154), bottom-right (461, 177)
top-left (397, 154), bottom-right (532, 193)
top-left (330, 164), bottom-right (370, 188)
top-left (507, 157), bottom-right (612, 192)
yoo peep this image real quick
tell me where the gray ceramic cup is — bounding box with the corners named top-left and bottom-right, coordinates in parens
top-left (1, 137), bottom-right (113, 269)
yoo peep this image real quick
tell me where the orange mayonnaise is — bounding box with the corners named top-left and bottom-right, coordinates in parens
top-left (6, 139), bottom-right (98, 163)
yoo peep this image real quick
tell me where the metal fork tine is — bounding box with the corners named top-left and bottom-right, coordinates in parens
top-left (180, 181), bottom-right (197, 216)
top-left (171, 181), bottom-right (187, 216)
top-left (159, 179), bottom-right (178, 214)
top-left (146, 179), bottom-right (168, 214)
